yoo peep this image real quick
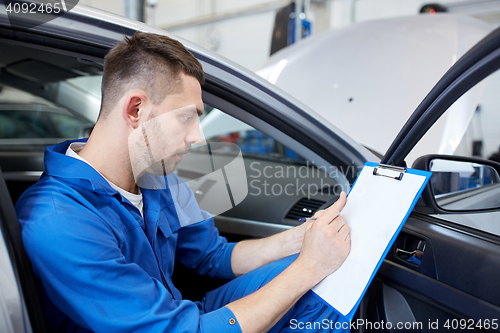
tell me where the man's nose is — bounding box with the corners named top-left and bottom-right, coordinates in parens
top-left (186, 122), bottom-right (203, 145)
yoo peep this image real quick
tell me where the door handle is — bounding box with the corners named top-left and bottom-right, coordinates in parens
top-left (396, 239), bottom-right (426, 255)
top-left (396, 240), bottom-right (426, 265)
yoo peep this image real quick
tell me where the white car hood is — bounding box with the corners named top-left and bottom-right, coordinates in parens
top-left (257, 14), bottom-right (493, 165)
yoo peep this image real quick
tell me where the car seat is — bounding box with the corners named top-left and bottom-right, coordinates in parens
top-left (0, 167), bottom-right (48, 332)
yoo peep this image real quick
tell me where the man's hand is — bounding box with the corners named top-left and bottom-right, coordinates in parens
top-left (226, 192), bottom-right (351, 332)
top-left (230, 192), bottom-right (350, 276)
top-left (295, 191), bottom-right (351, 285)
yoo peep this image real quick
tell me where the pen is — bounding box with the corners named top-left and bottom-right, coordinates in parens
top-left (297, 217), bottom-right (317, 222)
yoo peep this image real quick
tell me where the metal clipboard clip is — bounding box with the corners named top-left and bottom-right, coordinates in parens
top-left (373, 164), bottom-right (407, 181)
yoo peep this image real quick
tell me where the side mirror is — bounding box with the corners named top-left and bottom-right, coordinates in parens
top-left (413, 155), bottom-right (500, 213)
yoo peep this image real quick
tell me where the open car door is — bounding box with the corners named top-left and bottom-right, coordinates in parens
top-left (364, 26), bottom-right (500, 332)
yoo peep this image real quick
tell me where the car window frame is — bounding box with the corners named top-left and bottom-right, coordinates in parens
top-left (382, 27), bottom-right (500, 167)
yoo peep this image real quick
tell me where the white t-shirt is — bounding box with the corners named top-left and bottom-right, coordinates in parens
top-left (65, 142), bottom-right (144, 217)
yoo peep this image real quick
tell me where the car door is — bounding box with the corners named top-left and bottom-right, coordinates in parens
top-left (363, 26), bottom-right (500, 332)
top-left (8, 4), bottom-right (500, 332)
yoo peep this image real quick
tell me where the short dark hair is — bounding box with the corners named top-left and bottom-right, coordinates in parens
top-left (99, 32), bottom-right (205, 119)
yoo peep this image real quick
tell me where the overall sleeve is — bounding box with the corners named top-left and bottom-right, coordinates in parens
top-left (176, 216), bottom-right (237, 280)
top-left (18, 196), bottom-right (240, 333)
top-left (167, 174), bottom-right (237, 280)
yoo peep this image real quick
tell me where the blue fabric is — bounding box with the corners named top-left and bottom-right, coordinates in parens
top-left (203, 254), bottom-right (349, 332)
top-left (16, 139), bottom-right (239, 333)
top-left (16, 139), bottom-right (346, 333)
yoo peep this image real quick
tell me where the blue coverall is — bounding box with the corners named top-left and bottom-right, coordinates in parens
top-left (15, 139), bottom-right (347, 332)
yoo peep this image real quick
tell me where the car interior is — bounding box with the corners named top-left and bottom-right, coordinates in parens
top-left (0, 37), bottom-right (350, 318)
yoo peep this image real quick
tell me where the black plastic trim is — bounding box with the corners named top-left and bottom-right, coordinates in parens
top-left (0, 6), bottom-right (132, 50)
top-left (0, 168), bottom-right (48, 332)
top-left (0, 27), bottom-right (110, 58)
top-left (410, 211), bottom-right (500, 247)
top-left (378, 260), bottom-right (500, 325)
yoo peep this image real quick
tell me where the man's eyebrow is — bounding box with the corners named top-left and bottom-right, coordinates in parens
top-left (196, 108), bottom-right (203, 117)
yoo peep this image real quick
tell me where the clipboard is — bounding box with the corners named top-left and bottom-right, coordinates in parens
top-left (311, 161), bottom-right (432, 320)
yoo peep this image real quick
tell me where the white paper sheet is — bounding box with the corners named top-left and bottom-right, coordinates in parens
top-left (312, 164), bottom-right (429, 317)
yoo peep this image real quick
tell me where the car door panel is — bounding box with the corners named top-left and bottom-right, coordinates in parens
top-left (372, 213), bottom-right (500, 331)
top-left (369, 23), bottom-right (500, 333)
top-left (390, 229), bottom-right (437, 279)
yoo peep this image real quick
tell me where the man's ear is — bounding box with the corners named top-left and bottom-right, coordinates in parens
top-left (123, 94), bottom-right (147, 128)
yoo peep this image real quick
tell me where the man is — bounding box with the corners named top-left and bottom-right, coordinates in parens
top-left (16, 32), bottom-right (351, 332)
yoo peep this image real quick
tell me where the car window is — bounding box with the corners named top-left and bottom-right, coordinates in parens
top-left (0, 42), bottom-right (102, 205)
top-left (176, 103), bottom-right (342, 225)
top-left (0, 85), bottom-right (91, 140)
top-left (48, 112), bottom-right (88, 138)
top-left (0, 109), bottom-right (52, 138)
top-left (0, 41), bottom-right (342, 227)
top-left (0, 42), bottom-right (103, 134)
top-left (454, 70), bottom-right (500, 162)
top-left (66, 76), bottom-right (102, 100)
top-left (419, 68), bottom-right (500, 236)
top-left (198, 105), bottom-right (307, 165)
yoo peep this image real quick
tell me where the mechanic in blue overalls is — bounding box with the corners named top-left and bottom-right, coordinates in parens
top-left (16, 32), bottom-right (351, 333)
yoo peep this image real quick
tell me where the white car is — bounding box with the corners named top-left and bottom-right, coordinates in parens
top-left (257, 14), bottom-right (494, 165)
